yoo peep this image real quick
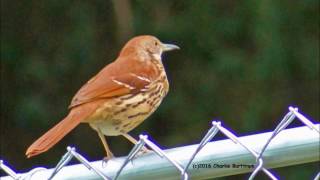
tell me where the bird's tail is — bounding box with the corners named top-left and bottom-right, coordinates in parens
top-left (26, 111), bottom-right (82, 158)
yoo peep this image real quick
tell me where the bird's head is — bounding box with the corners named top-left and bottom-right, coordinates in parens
top-left (119, 35), bottom-right (179, 61)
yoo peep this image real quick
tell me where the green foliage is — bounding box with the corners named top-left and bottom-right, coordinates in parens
top-left (1, 0), bottom-right (319, 179)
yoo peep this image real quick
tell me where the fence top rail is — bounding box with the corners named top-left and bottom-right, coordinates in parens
top-left (1, 124), bottom-right (319, 180)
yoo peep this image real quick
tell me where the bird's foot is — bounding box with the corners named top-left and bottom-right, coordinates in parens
top-left (141, 146), bottom-right (152, 154)
top-left (134, 146), bottom-right (152, 157)
top-left (101, 152), bottom-right (114, 167)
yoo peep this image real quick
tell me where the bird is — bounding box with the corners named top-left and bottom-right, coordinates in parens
top-left (25, 35), bottom-right (179, 159)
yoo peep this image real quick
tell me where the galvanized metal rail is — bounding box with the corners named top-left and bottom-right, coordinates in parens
top-left (1, 107), bottom-right (319, 180)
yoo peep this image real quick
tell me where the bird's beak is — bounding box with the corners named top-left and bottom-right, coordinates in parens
top-left (162, 43), bottom-right (180, 52)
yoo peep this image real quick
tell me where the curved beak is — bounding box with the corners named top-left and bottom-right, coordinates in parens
top-left (162, 43), bottom-right (180, 52)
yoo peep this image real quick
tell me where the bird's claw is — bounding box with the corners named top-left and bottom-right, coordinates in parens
top-left (101, 154), bottom-right (114, 167)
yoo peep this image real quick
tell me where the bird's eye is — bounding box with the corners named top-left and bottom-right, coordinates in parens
top-left (154, 41), bottom-right (158, 46)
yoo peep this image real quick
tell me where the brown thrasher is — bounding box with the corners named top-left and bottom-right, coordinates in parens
top-left (26, 35), bottom-right (179, 158)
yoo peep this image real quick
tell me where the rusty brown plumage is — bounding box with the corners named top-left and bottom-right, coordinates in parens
top-left (25, 35), bottom-right (179, 158)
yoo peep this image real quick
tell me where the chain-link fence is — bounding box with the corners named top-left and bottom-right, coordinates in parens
top-left (1, 106), bottom-right (319, 180)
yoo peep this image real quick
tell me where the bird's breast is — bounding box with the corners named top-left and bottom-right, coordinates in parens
top-left (88, 75), bottom-right (169, 136)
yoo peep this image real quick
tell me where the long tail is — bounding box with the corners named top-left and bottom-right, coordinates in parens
top-left (26, 111), bottom-right (82, 158)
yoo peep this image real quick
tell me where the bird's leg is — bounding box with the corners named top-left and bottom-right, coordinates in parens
top-left (121, 133), bottom-right (151, 154)
top-left (97, 128), bottom-right (114, 159)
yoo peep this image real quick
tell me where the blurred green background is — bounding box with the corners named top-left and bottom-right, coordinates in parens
top-left (1, 0), bottom-right (319, 179)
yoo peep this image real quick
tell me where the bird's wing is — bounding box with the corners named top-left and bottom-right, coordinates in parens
top-left (69, 68), bottom-right (152, 109)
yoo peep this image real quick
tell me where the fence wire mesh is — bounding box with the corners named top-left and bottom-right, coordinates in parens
top-left (1, 106), bottom-right (319, 180)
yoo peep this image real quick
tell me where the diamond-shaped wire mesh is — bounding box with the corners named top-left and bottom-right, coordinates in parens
top-left (1, 106), bottom-right (319, 180)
